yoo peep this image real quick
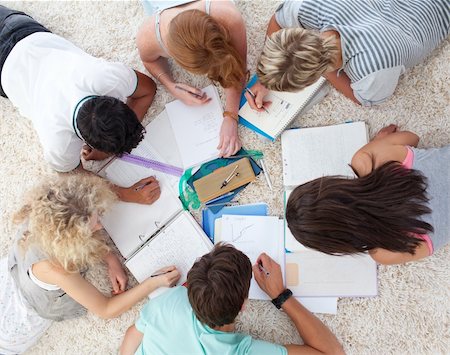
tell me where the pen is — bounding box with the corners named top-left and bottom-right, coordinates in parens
top-left (175, 85), bottom-right (205, 99)
top-left (259, 158), bottom-right (273, 191)
top-left (135, 178), bottom-right (156, 192)
top-left (245, 88), bottom-right (270, 113)
top-left (203, 201), bottom-right (239, 208)
top-left (220, 165), bottom-right (239, 189)
top-left (150, 271), bottom-right (171, 278)
top-left (258, 263), bottom-right (270, 276)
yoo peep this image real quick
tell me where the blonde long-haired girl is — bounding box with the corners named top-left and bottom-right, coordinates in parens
top-left (137, 0), bottom-right (247, 157)
top-left (0, 175), bottom-right (179, 354)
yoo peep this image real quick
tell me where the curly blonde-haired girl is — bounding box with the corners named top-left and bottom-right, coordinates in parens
top-left (0, 174), bottom-right (179, 354)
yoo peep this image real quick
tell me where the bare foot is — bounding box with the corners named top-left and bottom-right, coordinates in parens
top-left (374, 124), bottom-right (398, 140)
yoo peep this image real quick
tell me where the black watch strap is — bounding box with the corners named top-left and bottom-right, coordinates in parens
top-left (271, 288), bottom-right (292, 309)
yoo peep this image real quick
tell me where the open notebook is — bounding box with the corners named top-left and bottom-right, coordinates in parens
top-left (282, 122), bottom-right (377, 297)
top-left (215, 215), bottom-right (285, 300)
top-left (238, 75), bottom-right (327, 141)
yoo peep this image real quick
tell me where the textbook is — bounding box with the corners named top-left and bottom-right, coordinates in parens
top-left (238, 75), bottom-right (327, 141)
top-left (281, 122), bottom-right (378, 297)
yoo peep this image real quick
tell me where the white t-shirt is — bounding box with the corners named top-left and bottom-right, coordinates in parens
top-left (1, 32), bottom-right (138, 172)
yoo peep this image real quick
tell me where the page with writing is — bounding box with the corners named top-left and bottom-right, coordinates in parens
top-left (125, 211), bottom-right (213, 298)
top-left (281, 122), bottom-right (368, 188)
top-left (220, 215), bottom-right (285, 300)
top-left (146, 109), bottom-right (184, 171)
top-left (239, 78), bottom-right (326, 139)
top-left (101, 159), bottom-right (183, 258)
top-left (165, 85), bottom-right (222, 169)
top-left (286, 252), bottom-right (377, 297)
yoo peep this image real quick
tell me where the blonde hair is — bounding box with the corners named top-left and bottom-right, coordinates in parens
top-left (14, 174), bottom-right (117, 273)
top-left (167, 9), bottom-right (245, 89)
top-left (257, 28), bottom-right (338, 92)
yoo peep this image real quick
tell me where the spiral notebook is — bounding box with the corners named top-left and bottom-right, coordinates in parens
top-left (238, 75), bottom-right (327, 141)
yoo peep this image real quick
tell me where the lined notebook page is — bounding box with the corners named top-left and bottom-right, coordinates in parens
top-left (166, 85), bottom-right (222, 169)
top-left (239, 77), bottom-right (326, 139)
top-left (220, 215), bottom-right (285, 300)
top-left (281, 122), bottom-right (368, 188)
top-left (125, 211), bottom-right (213, 298)
top-left (101, 157), bottom-right (183, 258)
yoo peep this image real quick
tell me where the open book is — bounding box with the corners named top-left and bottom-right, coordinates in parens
top-left (282, 122), bottom-right (377, 297)
top-left (238, 75), bottom-right (327, 141)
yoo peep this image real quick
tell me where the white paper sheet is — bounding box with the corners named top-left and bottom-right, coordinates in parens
top-left (220, 215), bottom-right (285, 300)
top-left (281, 121), bottom-right (368, 188)
top-left (296, 297), bottom-right (338, 314)
top-left (166, 85), bottom-right (222, 169)
top-left (125, 212), bottom-right (213, 298)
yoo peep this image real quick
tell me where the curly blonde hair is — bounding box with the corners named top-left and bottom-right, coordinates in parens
top-left (14, 174), bottom-right (117, 273)
top-left (257, 28), bottom-right (338, 92)
top-left (167, 10), bottom-right (245, 89)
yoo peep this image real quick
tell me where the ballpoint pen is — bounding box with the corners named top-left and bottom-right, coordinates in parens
top-left (245, 87), bottom-right (270, 113)
top-left (175, 85), bottom-right (205, 99)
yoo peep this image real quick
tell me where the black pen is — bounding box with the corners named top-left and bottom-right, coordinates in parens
top-left (175, 85), bottom-right (205, 99)
top-left (150, 271), bottom-right (171, 278)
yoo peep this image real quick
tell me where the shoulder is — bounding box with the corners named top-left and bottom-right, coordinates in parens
top-left (274, 0), bottom-right (305, 29)
top-left (246, 338), bottom-right (288, 355)
top-left (136, 17), bottom-right (163, 62)
top-left (211, 1), bottom-right (244, 27)
top-left (351, 150), bottom-right (373, 177)
top-left (350, 66), bottom-right (405, 106)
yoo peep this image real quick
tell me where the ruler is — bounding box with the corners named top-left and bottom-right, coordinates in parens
top-left (119, 153), bottom-right (184, 177)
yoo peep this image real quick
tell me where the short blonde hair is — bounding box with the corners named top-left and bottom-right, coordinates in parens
top-left (167, 10), bottom-right (245, 89)
top-left (14, 174), bottom-right (117, 273)
top-left (257, 28), bottom-right (338, 92)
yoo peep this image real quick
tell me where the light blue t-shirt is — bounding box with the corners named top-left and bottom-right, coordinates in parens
top-left (135, 287), bottom-right (287, 355)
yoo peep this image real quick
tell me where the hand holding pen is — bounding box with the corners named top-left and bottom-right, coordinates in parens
top-left (244, 81), bottom-right (272, 113)
top-left (149, 266), bottom-right (181, 288)
top-left (173, 83), bottom-right (211, 105)
top-left (252, 253), bottom-right (285, 299)
top-left (123, 176), bottom-right (161, 205)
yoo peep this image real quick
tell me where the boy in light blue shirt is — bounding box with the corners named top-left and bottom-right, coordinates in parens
top-left (120, 244), bottom-right (343, 355)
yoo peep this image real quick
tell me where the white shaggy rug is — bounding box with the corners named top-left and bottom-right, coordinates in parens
top-left (0, 1), bottom-right (449, 354)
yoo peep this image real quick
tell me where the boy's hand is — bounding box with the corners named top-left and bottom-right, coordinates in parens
top-left (252, 253), bottom-right (285, 299)
top-left (152, 266), bottom-right (181, 288)
top-left (244, 81), bottom-right (271, 112)
top-left (120, 176), bottom-right (161, 205)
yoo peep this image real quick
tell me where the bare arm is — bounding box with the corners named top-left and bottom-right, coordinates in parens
top-left (254, 254), bottom-right (344, 355)
top-left (70, 164), bottom-right (161, 205)
top-left (120, 325), bottom-right (144, 355)
top-left (126, 70), bottom-right (157, 121)
top-left (323, 70), bottom-right (360, 105)
top-left (36, 263), bottom-right (180, 319)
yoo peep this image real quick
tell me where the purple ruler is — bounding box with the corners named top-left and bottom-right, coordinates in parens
top-left (119, 153), bottom-right (184, 177)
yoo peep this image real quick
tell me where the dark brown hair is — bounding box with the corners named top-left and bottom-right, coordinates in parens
top-left (286, 162), bottom-right (433, 255)
top-left (167, 10), bottom-right (245, 89)
top-left (187, 243), bottom-right (252, 328)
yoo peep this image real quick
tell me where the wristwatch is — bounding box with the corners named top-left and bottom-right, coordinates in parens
top-left (271, 289), bottom-right (293, 309)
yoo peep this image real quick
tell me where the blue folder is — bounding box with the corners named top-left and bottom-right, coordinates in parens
top-left (202, 203), bottom-right (268, 242)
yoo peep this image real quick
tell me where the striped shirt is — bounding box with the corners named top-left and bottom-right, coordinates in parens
top-left (275, 0), bottom-right (450, 106)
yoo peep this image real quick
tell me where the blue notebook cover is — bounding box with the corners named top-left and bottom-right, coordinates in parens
top-left (202, 203), bottom-right (268, 241)
top-left (238, 75), bottom-right (276, 141)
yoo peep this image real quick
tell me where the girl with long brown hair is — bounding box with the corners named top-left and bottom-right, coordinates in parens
top-left (137, 0), bottom-right (247, 157)
top-left (286, 125), bottom-right (450, 265)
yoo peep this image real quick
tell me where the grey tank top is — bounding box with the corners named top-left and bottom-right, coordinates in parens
top-left (155, 0), bottom-right (211, 54)
top-left (8, 223), bottom-right (87, 321)
top-left (411, 146), bottom-right (450, 252)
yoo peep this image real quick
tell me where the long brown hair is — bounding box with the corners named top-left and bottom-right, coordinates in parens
top-left (167, 10), bottom-right (245, 89)
top-left (286, 162), bottom-right (433, 255)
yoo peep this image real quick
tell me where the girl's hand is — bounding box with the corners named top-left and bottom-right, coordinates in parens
top-left (170, 82), bottom-right (211, 106)
top-left (244, 81), bottom-right (271, 112)
top-left (105, 253), bottom-right (129, 295)
top-left (152, 266), bottom-right (181, 288)
top-left (218, 116), bottom-right (241, 157)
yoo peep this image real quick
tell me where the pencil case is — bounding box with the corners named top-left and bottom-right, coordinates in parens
top-left (193, 158), bottom-right (256, 203)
